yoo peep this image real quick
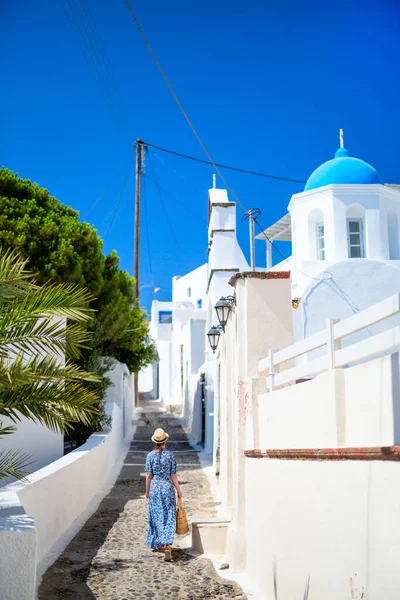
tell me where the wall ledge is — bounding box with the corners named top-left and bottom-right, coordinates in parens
top-left (229, 271), bottom-right (291, 286)
top-left (244, 446), bottom-right (400, 461)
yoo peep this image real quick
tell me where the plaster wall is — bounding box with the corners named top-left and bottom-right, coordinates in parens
top-left (216, 274), bottom-right (293, 571)
top-left (208, 232), bottom-right (248, 272)
top-left (0, 418), bottom-right (63, 476)
top-left (0, 361), bottom-right (134, 600)
top-left (208, 203), bottom-right (236, 234)
top-left (245, 458), bottom-right (400, 600)
top-left (172, 263), bottom-right (207, 307)
top-left (254, 354), bottom-right (400, 449)
top-left (296, 260), bottom-right (400, 343)
top-left (157, 341), bottom-right (172, 405)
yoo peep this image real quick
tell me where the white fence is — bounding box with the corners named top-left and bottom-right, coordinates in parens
top-left (259, 293), bottom-right (400, 390)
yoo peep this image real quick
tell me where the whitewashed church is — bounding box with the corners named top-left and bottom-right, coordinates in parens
top-left (257, 129), bottom-right (400, 343)
top-left (143, 130), bottom-right (400, 451)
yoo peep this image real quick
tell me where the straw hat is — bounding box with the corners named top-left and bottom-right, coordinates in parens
top-left (151, 428), bottom-right (169, 444)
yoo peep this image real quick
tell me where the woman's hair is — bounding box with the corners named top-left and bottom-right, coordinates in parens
top-left (154, 441), bottom-right (166, 457)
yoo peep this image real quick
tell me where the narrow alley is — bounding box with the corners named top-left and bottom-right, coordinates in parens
top-left (38, 401), bottom-right (246, 600)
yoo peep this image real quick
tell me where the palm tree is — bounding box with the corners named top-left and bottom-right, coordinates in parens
top-left (0, 249), bottom-right (101, 481)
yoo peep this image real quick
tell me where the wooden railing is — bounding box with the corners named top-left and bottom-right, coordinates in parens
top-left (259, 293), bottom-right (400, 390)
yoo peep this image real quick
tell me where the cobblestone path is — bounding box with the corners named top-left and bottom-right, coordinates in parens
top-left (39, 400), bottom-right (247, 600)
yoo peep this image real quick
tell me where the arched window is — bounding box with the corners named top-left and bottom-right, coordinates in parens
top-left (346, 205), bottom-right (365, 258)
top-left (388, 210), bottom-right (400, 260)
top-left (308, 209), bottom-right (325, 260)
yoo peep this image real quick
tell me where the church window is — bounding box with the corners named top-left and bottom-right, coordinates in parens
top-left (316, 223), bottom-right (325, 259)
top-left (347, 219), bottom-right (364, 258)
top-left (388, 210), bottom-right (400, 259)
top-left (187, 287), bottom-right (192, 297)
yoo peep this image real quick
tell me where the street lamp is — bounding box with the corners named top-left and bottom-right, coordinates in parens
top-left (207, 326), bottom-right (223, 354)
top-left (214, 296), bottom-right (235, 331)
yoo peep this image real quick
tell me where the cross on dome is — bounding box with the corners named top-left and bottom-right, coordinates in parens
top-left (304, 130), bottom-right (383, 191)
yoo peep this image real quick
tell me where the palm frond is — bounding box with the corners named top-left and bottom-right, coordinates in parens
top-left (0, 448), bottom-right (32, 482)
top-left (0, 422), bottom-right (16, 436)
top-left (0, 250), bottom-right (102, 437)
top-left (0, 316), bottom-right (91, 360)
top-left (0, 357), bottom-right (101, 433)
top-left (0, 249), bottom-right (36, 300)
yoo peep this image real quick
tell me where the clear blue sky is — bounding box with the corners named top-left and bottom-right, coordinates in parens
top-left (2, 0), bottom-right (400, 313)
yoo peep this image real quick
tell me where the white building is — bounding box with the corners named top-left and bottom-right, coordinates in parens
top-left (257, 132), bottom-right (400, 345)
top-left (195, 134), bottom-right (400, 600)
top-left (145, 185), bottom-right (248, 454)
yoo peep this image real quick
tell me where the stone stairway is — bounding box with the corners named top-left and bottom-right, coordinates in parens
top-left (38, 399), bottom-right (247, 599)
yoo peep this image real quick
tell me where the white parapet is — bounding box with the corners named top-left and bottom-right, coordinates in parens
top-left (0, 361), bottom-right (134, 600)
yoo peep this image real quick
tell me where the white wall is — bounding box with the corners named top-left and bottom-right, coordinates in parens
top-left (172, 263), bottom-right (207, 308)
top-left (0, 417), bottom-right (63, 476)
top-left (245, 458), bottom-right (400, 600)
top-left (157, 341), bottom-right (172, 405)
top-left (0, 361), bottom-right (134, 600)
top-left (297, 260), bottom-right (400, 343)
top-left (254, 354), bottom-right (400, 449)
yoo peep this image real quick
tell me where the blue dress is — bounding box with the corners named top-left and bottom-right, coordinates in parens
top-left (145, 449), bottom-right (177, 549)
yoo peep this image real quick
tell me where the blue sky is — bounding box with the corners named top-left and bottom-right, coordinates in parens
top-left (2, 0), bottom-right (400, 313)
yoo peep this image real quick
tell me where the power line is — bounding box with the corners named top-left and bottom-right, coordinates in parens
top-left (144, 171), bottom-right (207, 225)
top-left (142, 175), bottom-right (154, 284)
top-left (123, 2), bottom-right (316, 284)
top-left (61, 0), bottom-right (130, 132)
top-left (124, 1), bottom-right (370, 318)
top-left (147, 153), bottom-right (191, 272)
top-left (83, 146), bottom-right (134, 218)
top-left (143, 141), bottom-right (306, 184)
top-left (61, 0), bottom-right (119, 120)
top-left (101, 158), bottom-right (133, 239)
top-left (79, 0), bottom-right (132, 125)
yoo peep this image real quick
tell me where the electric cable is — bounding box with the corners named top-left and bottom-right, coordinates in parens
top-left (123, 2), bottom-right (316, 282)
top-left (144, 172), bottom-right (207, 224)
top-left (146, 153), bottom-right (192, 272)
top-left (61, 0), bottom-right (130, 133)
top-left (101, 158), bottom-right (133, 239)
top-left (142, 174), bottom-right (154, 285)
top-left (61, 0), bottom-right (120, 120)
top-left (83, 145), bottom-right (134, 218)
top-left (143, 141), bottom-right (306, 184)
top-left (123, 3), bottom-right (370, 322)
top-left (79, 0), bottom-right (132, 124)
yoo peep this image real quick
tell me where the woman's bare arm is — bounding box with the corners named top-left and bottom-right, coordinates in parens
top-left (146, 473), bottom-right (152, 498)
top-left (171, 474), bottom-right (182, 498)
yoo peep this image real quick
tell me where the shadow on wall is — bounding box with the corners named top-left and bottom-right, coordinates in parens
top-left (273, 561), bottom-right (310, 600)
top-left (38, 478), bottom-right (145, 599)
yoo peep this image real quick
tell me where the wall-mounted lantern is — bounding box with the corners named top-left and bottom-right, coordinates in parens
top-left (214, 295), bottom-right (235, 331)
top-left (292, 297), bottom-right (300, 310)
top-left (207, 326), bottom-right (223, 354)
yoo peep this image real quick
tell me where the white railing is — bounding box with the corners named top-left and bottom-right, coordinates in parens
top-left (259, 293), bottom-right (400, 390)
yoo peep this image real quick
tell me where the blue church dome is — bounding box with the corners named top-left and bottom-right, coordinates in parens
top-left (304, 146), bottom-right (383, 191)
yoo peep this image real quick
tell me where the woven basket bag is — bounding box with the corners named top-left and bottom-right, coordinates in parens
top-left (176, 498), bottom-right (189, 535)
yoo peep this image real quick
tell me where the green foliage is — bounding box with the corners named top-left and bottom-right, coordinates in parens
top-left (0, 448), bottom-right (32, 482)
top-left (0, 168), bottom-right (157, 373)
top-left (65, 344), bottom-right (113, 448)
top-left (0, 250), bottom-right (101, 480)
top-left (0, 167), bottom-right (157, 445)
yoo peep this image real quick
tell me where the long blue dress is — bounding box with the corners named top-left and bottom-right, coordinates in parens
top-left (145, 449), bottom-right (177, 549)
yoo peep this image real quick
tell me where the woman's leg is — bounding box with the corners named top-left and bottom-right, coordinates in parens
top-left (164, 545), bottom-right (172, 561)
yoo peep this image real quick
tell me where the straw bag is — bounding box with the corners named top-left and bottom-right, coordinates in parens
top-left (176, 498), bottom-right (189, 535)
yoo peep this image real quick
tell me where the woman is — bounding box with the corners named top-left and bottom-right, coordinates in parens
top-left (145, 427), bottom-right (183, 561)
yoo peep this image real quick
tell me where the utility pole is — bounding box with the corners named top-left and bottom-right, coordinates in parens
top-left (249, 210), bottom-right (255, 271)
top-left (134, 139), bottom-right (144, 408)
top-left (243, 208), bottom-right (260, 272)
